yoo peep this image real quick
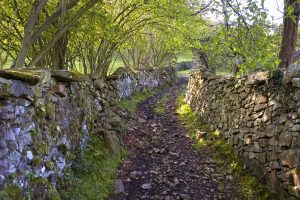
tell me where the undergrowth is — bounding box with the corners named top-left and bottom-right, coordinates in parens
top-left (58, 134), bottom-right (125, 200)
top-left (176, 94), bottom-right (272, 200)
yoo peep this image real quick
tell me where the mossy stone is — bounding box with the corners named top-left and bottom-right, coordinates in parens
top-left (48, 187), bottom-right (61, 200)
top-left (46, 102), bottom-right (55, 120)
top-left (58, 144), bottom-right (67, 155)
top-left (45, 161), bottom-right (53, 170)
top-left (0, 82), bottom-right (11, 98)
top-left (0, 184), bottom-right (22, 200)
top-left (31, 157), bottom-right (42, 167)
top-left (35, 142), bottom-right (49, 155)
top-left (0, 69), bottom-right (42, 85)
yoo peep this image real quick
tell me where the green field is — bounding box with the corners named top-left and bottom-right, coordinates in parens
top-left (1, 50), bottom-right (194, 75)
top-left (176, 50), bottom-right (193, 62)
top-left (177, 70), bottom-right (190, 78)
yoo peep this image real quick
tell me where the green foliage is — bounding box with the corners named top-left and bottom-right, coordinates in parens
top-left (0, 0), bottom-right (201, 76)
top-left (25, 177), bottom-right (61, 200)
top-left (176, 93), bottom-right (271, 199)
top-left (0, 0), bottom-right (285, 75)
top-left (176, 50), bottom-right (193, 63)
top-left (194, 0), bottom-right (282, 75)
top-left (58, 134), bottom-right (124, 200)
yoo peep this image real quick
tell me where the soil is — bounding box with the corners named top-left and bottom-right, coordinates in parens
top-left (110, 78), bottom-right (241, 200)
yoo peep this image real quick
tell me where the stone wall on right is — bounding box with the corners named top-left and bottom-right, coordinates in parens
top-left (186, 66), bottom-right (300, 198)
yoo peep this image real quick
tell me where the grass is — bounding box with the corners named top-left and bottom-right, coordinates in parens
top-left (154, 93), bottom-right (170, 114)
top-left (176, 50), bottom-right (193, 62)
top-left (176, 94), bottom-right (272, 200)
top-left (216, 70), bottom-right (232, 77)
top-left (118, 86), bottom-right (167, 113)
top-left (108, 57), bottom-right (124, 75)
top-left (58, 134), bottom-right (125, 200)
top-left (177, 70), bottom-right (191, 78)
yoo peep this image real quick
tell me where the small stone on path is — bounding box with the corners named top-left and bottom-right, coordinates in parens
top-left (141, 183), bottom-right (152, 190)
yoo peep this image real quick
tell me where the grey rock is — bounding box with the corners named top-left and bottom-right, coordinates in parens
top-left (103, 131), bottom-right (121, 156)
top-left (113, 179), bottom-right (125, 197)
top-left (130, 171), bottom-right (138, 179)
top-left (279, 132), bottom-right (293, 147)
top-left (291, 124), bottom-right (300, 132)
top-left (8, 164), bottom-right (16, 174)
top-left (4, 131), bottom-right (16, 141)
top-left (0, 140), bottom-right (7, 148)
top-left (262, 107), bottom-right (272, 122)
top-left (138, 117), bottom-right (147, 123)
top-left (108, 115), bottom-right (122, 127)
top-left (173, 177), bottom-right (180, 185)
top-left (93, 79), bottom-right (106, 90)
top-left (26, 151), bottom-right (33, 160)
top-left (15, 106), bottom-right (25, 115)
top-left (179, 194), bottom-right (191, 200)
top-left (0, 148), bottom-right (8, 158)
top-left (57, 156), bottom-right (66, 171)
top-left (269, 161), bottom-right (281, 170)
top-left (281, 149), bottom-right (300, 168)
top-left (141, 183), bottom-right (152, 190)
top-left (292, 78), bottom-right (300, 88)
top-left (10, 80), bottom-right (33, 97)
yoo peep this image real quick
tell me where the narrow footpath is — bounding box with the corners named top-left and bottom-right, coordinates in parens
top-left (110, 78), bottom-right (241, 200)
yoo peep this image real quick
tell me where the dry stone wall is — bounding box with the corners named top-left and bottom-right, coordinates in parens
top-left (0, 67), bottom-right (175, 196)
top-left (186, 66), bottom-right (300, 199)
top-left (110, 67), bottom-right (176, 99)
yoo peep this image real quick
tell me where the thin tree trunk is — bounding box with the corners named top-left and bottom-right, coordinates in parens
top-left (30, 0), bottom-right (79, 44)
top-left (28, 0), bottom-right (101, 68)
top-left (14, 0), bottom-right (48, 68)
top-left (279, 0), bottom-right (300, 69)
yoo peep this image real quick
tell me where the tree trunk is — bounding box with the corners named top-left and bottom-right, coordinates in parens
top-left (28, 0), bottom-right (101, 68)
top-left (198, 50), bottom-right (209, 68)
top-left (14, 0), bottom-right (48, 68)
top-left (52, 32), bottom-right (69, 69)
top-left (279, 0), bottom-right (300, 69)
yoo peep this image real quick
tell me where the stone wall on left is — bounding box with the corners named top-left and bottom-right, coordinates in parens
top-left (0, 67), bottom-right (176, 197)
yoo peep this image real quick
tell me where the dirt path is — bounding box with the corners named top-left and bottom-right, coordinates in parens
top-left (110, 78), bottom-right (240, 200)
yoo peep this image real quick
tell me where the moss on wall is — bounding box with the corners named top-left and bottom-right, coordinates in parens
top-left (0, 185), bottom-right (22, 200)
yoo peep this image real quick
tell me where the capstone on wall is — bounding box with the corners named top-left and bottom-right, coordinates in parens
top-left (186, 66), bottom-right (300, 199)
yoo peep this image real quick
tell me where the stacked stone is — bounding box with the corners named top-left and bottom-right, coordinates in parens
top-left (109, 66), bottom-right (176, 99)
top-left (0, 66), bottom-right (175, 196)
top-left (186, 66), bottom-right (300, 199)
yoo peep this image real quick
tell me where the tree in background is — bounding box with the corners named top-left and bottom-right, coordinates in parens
top-left (279, 0), bottom-right (300, 69)
top-left (117, 15), bottom-right (202, 71)
top-left (191, 0), bottom-right (282, 75)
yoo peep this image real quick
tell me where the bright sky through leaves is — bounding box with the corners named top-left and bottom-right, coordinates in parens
top-left (264, 0), bottom-right (283, 23)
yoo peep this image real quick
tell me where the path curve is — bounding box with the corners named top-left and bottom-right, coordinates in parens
top-left (110, 78), bottom-right (240, 200)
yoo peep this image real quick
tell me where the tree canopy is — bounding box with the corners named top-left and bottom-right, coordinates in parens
top-left (0, 0), bottom-right (300, 76)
